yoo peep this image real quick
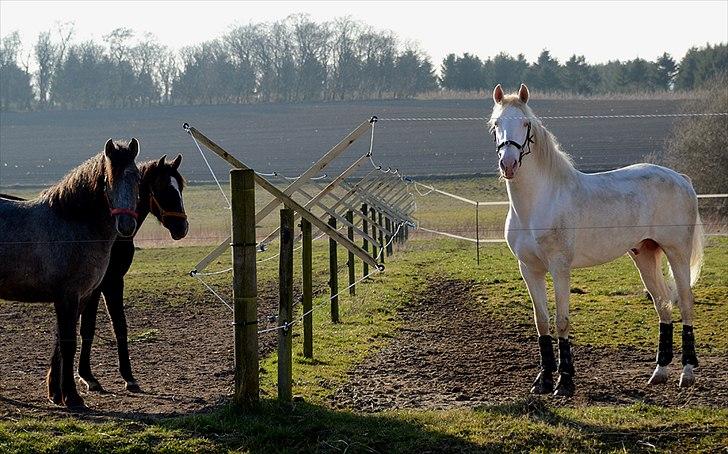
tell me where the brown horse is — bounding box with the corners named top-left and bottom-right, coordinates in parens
top-left (77, 155), bottom-right (188, 393)
top-left (0, 138), bottom-right (140, 410)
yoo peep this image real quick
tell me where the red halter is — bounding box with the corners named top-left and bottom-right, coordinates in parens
top-left (104, 176), bottom-right (139, 219)
top-left (110, 207), bottom-right (139, 219)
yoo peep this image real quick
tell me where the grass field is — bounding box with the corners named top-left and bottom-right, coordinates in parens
top-left (1, 175), bottom-right (727, 452)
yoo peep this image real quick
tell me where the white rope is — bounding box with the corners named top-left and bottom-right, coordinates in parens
top-left (193, 267), bottom-right (233, 277)
top-left (258, 266), bottom-right (383, 335)
top-left (188, 131), bottom-right (231, 208)
top-left (379, 112), bottom-right (728, 122)
top-left (373, 221), bottom-right (405, 261)
top-left (416, 226), bottom-right (506, 243)
top-left (193, 274), bottom-right (233, 311)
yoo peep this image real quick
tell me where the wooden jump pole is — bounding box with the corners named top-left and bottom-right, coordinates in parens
top-left (328, 216), bottom-right (340, 323)
top-left (346, 210), bottom-right (356, 295)
top-left (278, 208), bottom-right (294, 402)
top-left (230, 168), bottom-right (258, 408)
top-left (361, 203), bottom-right (369, 277)
top-left (191, 119), bottom-right (374, 274)
top-left (186, 125), bottom-right (381, 272)
top-left (301, 218), bottom-right (313, 359)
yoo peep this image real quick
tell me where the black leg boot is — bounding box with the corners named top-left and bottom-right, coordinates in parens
top-left (531, 335), bottom-right (557, 394)
top-left (679, 325), bottom-right (698, 388)
top-left (648, 322), bottom-right (673, 385)
top-left (554, 337), bottom-right (575, 397)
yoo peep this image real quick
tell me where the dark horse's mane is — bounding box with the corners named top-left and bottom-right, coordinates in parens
top-left (138, 159), bottom-right (185, 191)
top-left (38, 141), bottom-right (136, 221)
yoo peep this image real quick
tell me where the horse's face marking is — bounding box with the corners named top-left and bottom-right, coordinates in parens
top-left (492, 105), bottom-right (530, 180)
top-left (104, 139), bottom-right (140, 237)
top-left (147, 156), bottom-right (188, 240)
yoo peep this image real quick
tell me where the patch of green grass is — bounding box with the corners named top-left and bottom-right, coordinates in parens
top-left (0, 418), bottom-right (216, 454)
top-left (128, 329), bottom-right (159, 343)
top-left (2, 399), bottom-right (726, 453)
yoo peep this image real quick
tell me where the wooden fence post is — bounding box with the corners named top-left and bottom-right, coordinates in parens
top-left (328, 216), bottom-right (340, 323)
top-left (361, 203), bottom-right (369, 277)
top-left (231, 169), bottom-right (258, 408)
top-left (385, 217), bottom-right (392, 256)
top-left (369, 207), bottom-right (378, 262)
top-left (278, 208), bottom-right (294, 402)
top-left (476, 201), bottom-right (480, 266)
top-left (378, 211), bottom-right (385, 264)
top-left (301, 218), bottom-right (313, 359)
top-left (346, 210), bottom-right (356, 295)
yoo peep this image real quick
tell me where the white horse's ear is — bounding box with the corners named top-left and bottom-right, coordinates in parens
top-left (493, 84), bottom-right (504, 104)
top-left (519, 84), bottom-right (530, 103)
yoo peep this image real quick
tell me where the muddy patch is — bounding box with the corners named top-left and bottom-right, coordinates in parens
top-left (331, 279), bottom-right (728, 412)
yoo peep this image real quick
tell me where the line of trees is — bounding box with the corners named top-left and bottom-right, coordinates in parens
top-left (1, 15), bottom-right (726, 111)
top-left (440, 46), bottom-right (726, 95)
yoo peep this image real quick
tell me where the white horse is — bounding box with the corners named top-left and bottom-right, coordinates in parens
top-left (489, 84), bottom-right (704, 396)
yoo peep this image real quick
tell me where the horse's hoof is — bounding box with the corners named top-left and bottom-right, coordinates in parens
top-left (67, 403), bottom-right (90, 413)
top-left (679, 366), bottom-right (696, 388)
top-left (647, 365), bottom-right (668, 385)
top-left (48, 392), bottom-right (63, 406)
top-left (553, 374), bottom-right (575, 397)
top-left (63, 393), bottom-right (86, 410)
top-left (125, 381), bottom-right (142, 393)
top-left (80, 377), bottom-right (104, 393)
top-left (530, 370), bottom-right (554, 394)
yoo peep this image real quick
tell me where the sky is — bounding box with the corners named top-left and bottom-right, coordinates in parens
top-left (1, 0), bottom-right (727, 68)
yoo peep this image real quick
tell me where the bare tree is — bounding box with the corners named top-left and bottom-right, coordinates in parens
top-left (34, 31), bottom-right (58, 107)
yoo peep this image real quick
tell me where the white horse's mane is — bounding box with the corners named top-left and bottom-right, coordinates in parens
top-left (490, 95), bottom-right (577, 182)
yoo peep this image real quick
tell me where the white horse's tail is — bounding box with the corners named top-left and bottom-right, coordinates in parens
top-left (666, 211), bottom-right (704, 301)
top-left (689, 211), bottom-right (705, 287)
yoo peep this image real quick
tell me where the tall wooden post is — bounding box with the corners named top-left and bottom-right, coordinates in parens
top-left (361, 203), bottom-right (369, 277)
top-left (378, 211), bottom-right (385, 264)
top-left (301, 218), bottom-right (313, 359)
top-left (346, 210), bottom-right (356, 295)
top-left (328, 216), bottom-right (339, 323)
top-left (278, 208), bottom-right (294, 402)
top-left (476, 201), bottom-right (480, 266)
top-left (385, 217), bottom-right (392, 256)
top-left (231, 169), bottom-right (258, 408)
top-left (370, 207), bottom-right (378, 261)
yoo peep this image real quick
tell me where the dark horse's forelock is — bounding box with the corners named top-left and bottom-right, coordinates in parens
top-left (39, 141), bottom-right (138, 221)
top-left (138, 159), bottom-right (185, 191)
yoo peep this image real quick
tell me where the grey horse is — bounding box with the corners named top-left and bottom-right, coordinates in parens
top-left (0, 138), bottom-right (140, 410)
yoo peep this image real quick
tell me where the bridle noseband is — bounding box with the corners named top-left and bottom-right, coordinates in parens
top-left (493, 122), bottom-right (535, 165)
top-left (149, 193), bottom-right (187, 222)
top-left (104, 176), bottom-right (139, 219)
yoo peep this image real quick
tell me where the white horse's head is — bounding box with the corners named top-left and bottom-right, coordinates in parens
top-left (489, 83), bottom-right (533, 180)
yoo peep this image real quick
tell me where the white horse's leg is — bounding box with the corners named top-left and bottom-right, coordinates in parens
top-left (551, 267), bottom-right (575, 397)
top-left (629, 243), bottom-right (673, 385)
top-left (664, 251), bottom-right (698, 388)
top-left (519, 262), bottom-right (555, 394)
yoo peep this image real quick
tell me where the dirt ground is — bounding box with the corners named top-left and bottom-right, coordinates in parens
top-left (330, 280), bottom-right (728, 412)
top-left (0, 282), bottom-right (286, 419)
top-left (1, 279), bottom-right (726, 420)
